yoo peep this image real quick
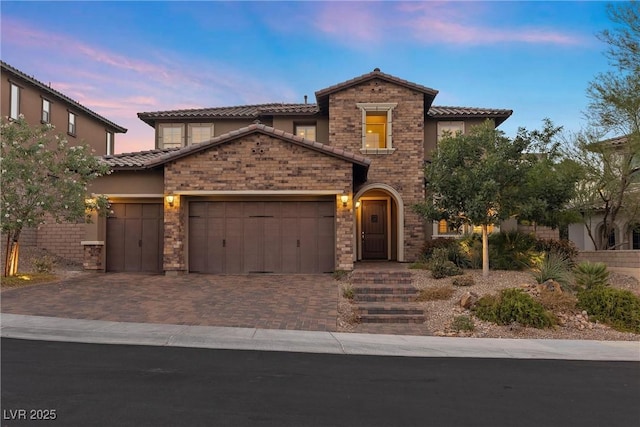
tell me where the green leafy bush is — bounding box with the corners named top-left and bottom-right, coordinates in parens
top-left (573, 262), bottom-right (610, 289)
top-left (422, 238), bottom-right (470, 268)
top-left (577, 286), bottom-right (640, 333)
top-left (488, 231), bottom-right (538, 270)
top-left (430, 248), bottom-right (463, 279)
top-left (32, 255), bottom-right (56, 273)
top-left (342, 285), bottom-right (355, 300)
top-left (531, 252), bottom-right (573, 290)
top-left (474, 288), bottom-right (556, 329)
top-left (451, 315), bottom-right (475, 332)
top-left (535, 238), bottom-right (579, 265)
top-left (452, 275), bottom-right (475, 287)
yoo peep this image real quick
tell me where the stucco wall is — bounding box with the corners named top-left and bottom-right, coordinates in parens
top-left (577, 250), bottom-right (640, 280)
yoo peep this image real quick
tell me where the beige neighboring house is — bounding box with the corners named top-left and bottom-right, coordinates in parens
top-left (1, 61), bottom-right (127, 262)
top-left (83, 69), bottom-right (512, 274)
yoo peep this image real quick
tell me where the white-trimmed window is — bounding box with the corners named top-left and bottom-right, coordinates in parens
top-left (158, 124), bottom-right (184, 149)
top-left (68, 111), bottom-right (77, 135)
top-left (42, 98), bottom-right (51, 123)
top-left (357, 102), bottom-right (397, 154)
top-left (10, 83), bottom-right (20, 119)
top-left (295, 124), bottom-right (316, 141)
top-left (106, 131), bottom-right (113, 155)
top-left (187, 123), bottom-right (214, 145)
top-left (437, 121), bottom-right (464, 141)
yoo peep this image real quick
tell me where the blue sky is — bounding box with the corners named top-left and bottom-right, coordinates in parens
top-left (1, 1), bottom-right (617, 153)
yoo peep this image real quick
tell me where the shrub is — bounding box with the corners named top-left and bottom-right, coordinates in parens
top-left (530, 252), bottom-right (573, 290)
top-left (429, 248), bottom-right (463, 279)
top-left (459, 234), bottom-right (483, 269)
top-left (474, 288), bottom-right (556, 329)
top-left (573, 262), bottom-right (610, 289)
top-left (577, 286), bottom-right (640, 333)
top-left (451, 315), bottom-right (475, 332)
top-left (32, 254), bottom-right (56, 273)
top-left (416, 285), bottom-right (455, 301)
top-left (452, 275), bottom-right (475, 287)
top-left (332, 270), bottom-right (350, 281)
top-left (535, 238), bottom-right (579, 265)
top-left (342, 285), bottom-right (355, 300)
top-left (488, 231), bottom-right (538, 271)
top-left (422, 238), bottom-right (470, 268)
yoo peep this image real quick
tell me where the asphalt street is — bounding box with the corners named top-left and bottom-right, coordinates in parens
top-left (2, 338), bottom-right (639, 427)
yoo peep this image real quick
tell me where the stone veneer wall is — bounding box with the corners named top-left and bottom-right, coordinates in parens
top-left (163, 133), bottom-right (355, 272)
top-left (37, 218), bottom-right (85, 264)
top-left (328, 79), bottom-right (426, 261)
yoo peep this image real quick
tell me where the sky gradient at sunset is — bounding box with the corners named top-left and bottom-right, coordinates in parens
top-left (1, 1), bottom-right (617, 153)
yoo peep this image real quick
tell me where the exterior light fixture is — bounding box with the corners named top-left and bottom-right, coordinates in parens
top-left (340, 194), bottom-right (349, 207)
top-left (166, 195), bottom-right (175, 207)
top-left (355, 201), bottom-right (361, 209)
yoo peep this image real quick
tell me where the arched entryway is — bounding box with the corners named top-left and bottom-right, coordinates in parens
top-left (354, 183), bottom-right (405, 262)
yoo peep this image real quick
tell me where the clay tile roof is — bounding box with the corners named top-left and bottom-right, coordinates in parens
top-left (103, 123), bottom-right (370, 170)
top-left (137, 103), bottom-right (319, 126)
top-left (101, 148), bottom-right (180, 169)
top-left (1, 60), bottom-right (127, 133)
top-left (428, 105), bottom-right (513, 126)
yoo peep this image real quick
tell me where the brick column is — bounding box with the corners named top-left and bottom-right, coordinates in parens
top-left (336, 194), bottom-right (354, 270)
top-left (163, 195), bottom-right (186, 275)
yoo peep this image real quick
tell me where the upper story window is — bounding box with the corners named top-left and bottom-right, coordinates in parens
top-left (68, 111), bottom-right (77, 135)
top-left (437, 121), bottom-right (464, 141)
top-left (295, 124), bottom-right (316, 141)
top-left (42, 98), bottom-right (51, 123)
top-left (158, 123), bottom-right (184, 149)
top-left (356, 102), bottom-right (397, 154)
top-left (10, 83), bottom-right (20, 119)
top-left (106, 131), bottom-right (113, 155)
top-left (188, 123), bottom-right (214, 145)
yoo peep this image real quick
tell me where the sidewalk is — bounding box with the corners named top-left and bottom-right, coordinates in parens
top-left (2, 313), bottom-right (639, 361)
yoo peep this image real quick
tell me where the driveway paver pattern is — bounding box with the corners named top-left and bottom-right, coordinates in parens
top-left (1, 273), bottom-right (339, 332)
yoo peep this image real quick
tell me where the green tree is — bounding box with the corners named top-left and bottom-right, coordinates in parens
top-left (1, 117), bottom-right (110, 276)
top-left (564, 1), bottom-right (640, 249)
top-left (415, 121), bottom-right (530, 277)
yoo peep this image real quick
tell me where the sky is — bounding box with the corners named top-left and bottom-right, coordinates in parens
top-left (0, 1), bottom-right (619, 154)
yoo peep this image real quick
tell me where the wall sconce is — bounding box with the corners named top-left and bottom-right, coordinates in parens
top-left (355, 201), bottom-right (361, 209)
top-left (166, 195), bottom-right (175, 207)
top-left (340, 193), bottom-right (349, 207)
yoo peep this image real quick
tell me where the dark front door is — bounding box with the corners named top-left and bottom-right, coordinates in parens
top-left (362, 200), bottom-right (387, 260)
top-left (106, 203), bottom-right (164, 273)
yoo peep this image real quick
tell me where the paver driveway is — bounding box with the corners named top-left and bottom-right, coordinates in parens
top-left (1, 273), bottom-right (339, 331)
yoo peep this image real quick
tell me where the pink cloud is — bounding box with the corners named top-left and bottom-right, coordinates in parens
top-left (312, 1), bottom-right (584, 46)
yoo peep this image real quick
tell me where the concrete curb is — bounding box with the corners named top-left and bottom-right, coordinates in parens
top-left (1, 314), bottom-right (639, 361)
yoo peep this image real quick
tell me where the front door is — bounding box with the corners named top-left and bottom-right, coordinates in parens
top-left (362, 200), bottom-right (387, 259)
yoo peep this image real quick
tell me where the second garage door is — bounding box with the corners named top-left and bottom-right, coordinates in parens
top-left (189, 201), bottom-right (335, 274)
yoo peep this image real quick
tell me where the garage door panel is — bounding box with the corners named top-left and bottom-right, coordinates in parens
top-left (188, 201), bottom-right (335, 274)
top-left (125, 203), bottom-right (142, 218)
top-left (188, 217), bottom-right (207, 273)
top-left (123, 219), bottom-right (142, 271)
top-left (106, 218), bottom-right (125, 271)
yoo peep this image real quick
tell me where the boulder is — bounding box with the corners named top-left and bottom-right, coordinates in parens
top-left (537, 279), bottom-right (562, 293)
top-left (459, 291), bottom-right (479, 309)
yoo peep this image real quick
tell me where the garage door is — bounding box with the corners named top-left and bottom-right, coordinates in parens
top-left (106, 203), bottom-right (164, 273)
top-left (189, 201), bottom-right (335, 274)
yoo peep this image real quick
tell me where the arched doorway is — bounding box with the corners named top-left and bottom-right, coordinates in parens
top-left (354, 184), bottom-right (405, 262)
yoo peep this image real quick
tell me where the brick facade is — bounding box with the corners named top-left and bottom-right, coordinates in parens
top-left (163, 133), bottom-right (355, 272)
top-left (328, 79), bottom-right (425, 261)
top-left (37, 218), bottom-right (85, 264)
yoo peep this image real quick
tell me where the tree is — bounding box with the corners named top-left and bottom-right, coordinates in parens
top-left (415, 121), bottom-right (530, 277)
top-left (1, 117), bottom-right (110, 276)
top-left (564, 1), bottom-right (640, 249)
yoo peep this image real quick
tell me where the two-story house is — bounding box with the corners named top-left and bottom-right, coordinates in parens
top-left (85, 68), bottom-right (512, 274)
top-left (1, 61), bottom-right (127, 262)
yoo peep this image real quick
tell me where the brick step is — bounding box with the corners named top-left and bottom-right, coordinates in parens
top-left (354, 294), bottom-right (417, 303)
top-left (357, 314), bottom-right (426, 324)
top-left (352, 284), bottom-right (419, 295)
top-left (357, 304), bottom-right (425, 316)
top-left (351, 275), bottom-right (413, 285)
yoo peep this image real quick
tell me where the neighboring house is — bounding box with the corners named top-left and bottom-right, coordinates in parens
top-left (1, 61), bottom-right (127, 262)
top-left (85, 68), bottom-right (512, 274)
top-left (568, 135), bottom-right (640, 251)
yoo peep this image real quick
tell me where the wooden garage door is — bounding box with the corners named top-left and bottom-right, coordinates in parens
top-left (189, 201), bottom-right (335, 274)
top-left (106, 203), bottom-right (164, 273)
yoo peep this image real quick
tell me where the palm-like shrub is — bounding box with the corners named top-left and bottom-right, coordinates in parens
top-left (573, 261), bottom-right (610, 289)
top-left (531, 251), bottom-right (573, 290)
top-left (488, 231), bottom-right (538, 270)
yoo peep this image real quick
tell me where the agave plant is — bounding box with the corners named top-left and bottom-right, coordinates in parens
top-left (531, 251), bottom-right (573, 290)
top-left (573, 261), bottom-right (610, 289)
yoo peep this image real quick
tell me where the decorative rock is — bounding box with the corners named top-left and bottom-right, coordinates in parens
top-left (537, 279), bottom-right (563, 293)
top-left (459, 291), bottom-right (479, 309)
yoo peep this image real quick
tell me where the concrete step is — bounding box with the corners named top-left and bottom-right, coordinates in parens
top-left (357, 304), bottom-right (425, 316)
top-left (357, 314), bottom-right (426, 324)
top-left (354, 294), bottom-right (417, 303)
